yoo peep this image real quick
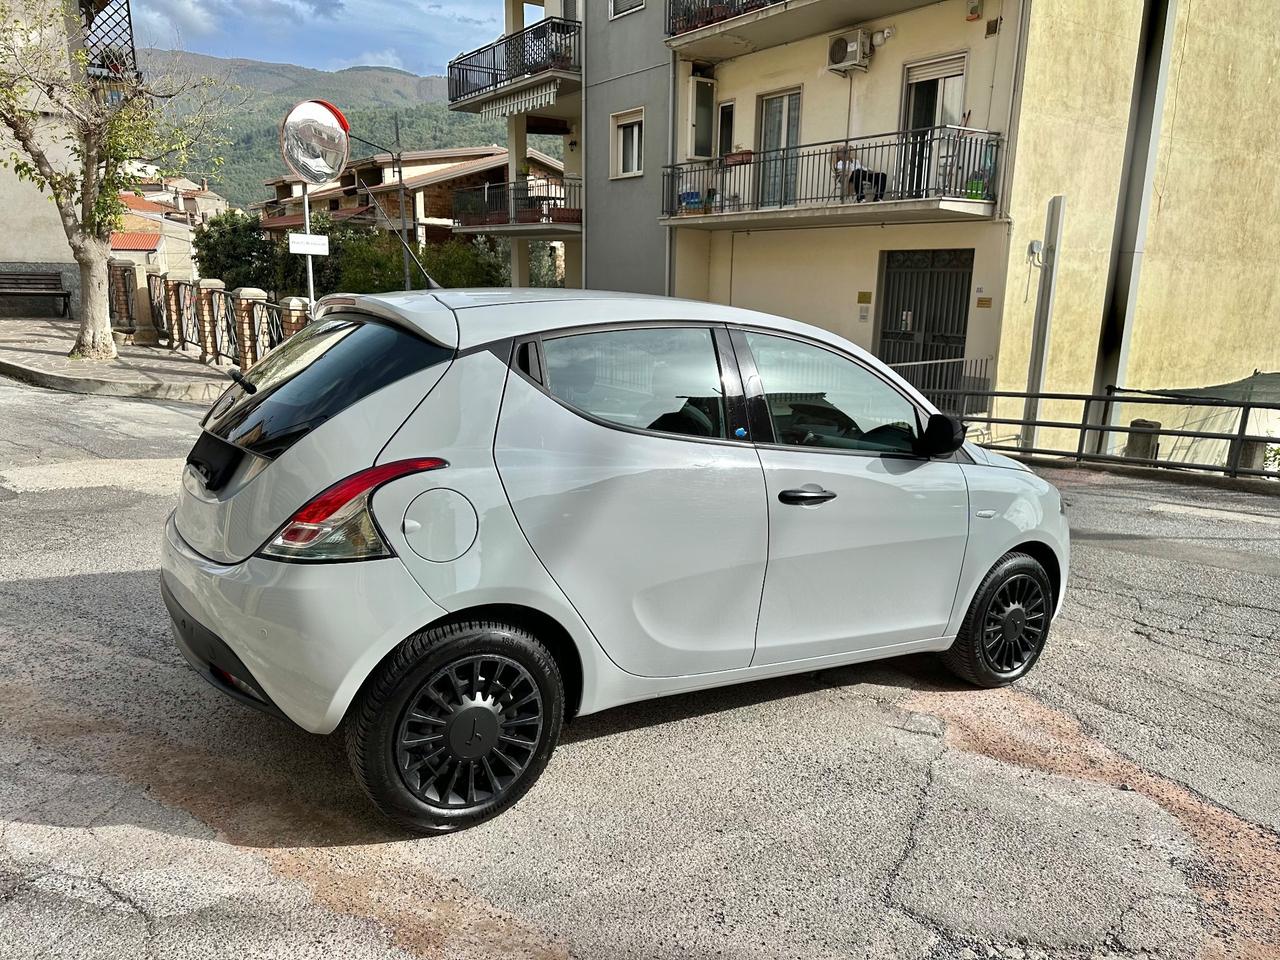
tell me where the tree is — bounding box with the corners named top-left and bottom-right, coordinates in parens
top-left (0, 0), bottom-right (230, 359)
top-left (191, 211), bottom-right (275, 291)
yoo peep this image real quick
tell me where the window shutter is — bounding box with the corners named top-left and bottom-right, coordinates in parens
top-left (905, 54), bottom-right (966, 85)
top-left (612, 0), bottom-right (644, 15)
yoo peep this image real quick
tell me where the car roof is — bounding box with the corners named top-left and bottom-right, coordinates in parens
top-left (325, 288), bottom-right (937, 412)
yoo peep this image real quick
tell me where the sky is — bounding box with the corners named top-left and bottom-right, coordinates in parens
top-left (132, 0), bottom-right (510, 76)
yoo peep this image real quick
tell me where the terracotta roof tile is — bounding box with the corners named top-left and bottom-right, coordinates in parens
top-left (111, 231), bottom-right (162, 251)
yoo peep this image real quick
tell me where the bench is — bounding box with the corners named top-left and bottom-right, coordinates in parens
top-left (0, 272), bottom-right (70, 316)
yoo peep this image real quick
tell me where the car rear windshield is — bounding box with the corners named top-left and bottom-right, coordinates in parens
top-left (202, 314), bottom-right (453, 459)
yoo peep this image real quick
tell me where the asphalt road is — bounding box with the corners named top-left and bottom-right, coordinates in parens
top-left (1, 379), bottom-right (1277, 960)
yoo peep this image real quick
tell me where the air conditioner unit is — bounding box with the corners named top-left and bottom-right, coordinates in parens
top-left (828, 29), bottom-right (872, 73)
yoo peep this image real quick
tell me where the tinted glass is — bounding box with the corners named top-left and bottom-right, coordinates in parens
top-left (543, 327), bottom-right (726, 439)
top-left (745, 332), bottom-right (919, 454)
top-left (203, 315), bottom-right (453, 459)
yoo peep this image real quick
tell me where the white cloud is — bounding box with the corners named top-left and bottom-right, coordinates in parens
top-left (328, 48), bottom-right (405, 71)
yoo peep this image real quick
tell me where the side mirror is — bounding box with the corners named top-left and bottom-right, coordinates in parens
top-left (917, 413), bottom-right (966, 457)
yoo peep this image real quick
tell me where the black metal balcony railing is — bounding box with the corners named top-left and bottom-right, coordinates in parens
top-left (80, 0), bottom-right (139, 81)
top-left (662, 126), bottom-right (1001, 218)
top-left (448, 18), bottom-right (581, 103)
top-left (453, 177), bottom-right (583, 228)
top-left (667, 0), bottom-right (785, 35)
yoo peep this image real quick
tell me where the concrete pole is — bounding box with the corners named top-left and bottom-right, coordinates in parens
top-left (1021, 194), bottom-right (1066, 450)
top-left (1090, 0), bottom-right (1179, 453)
top-left (508, 112), bottom-right (530, 288)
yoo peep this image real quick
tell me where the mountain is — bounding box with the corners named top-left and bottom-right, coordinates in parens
top-left (141, 50), bottom-right (552, 210)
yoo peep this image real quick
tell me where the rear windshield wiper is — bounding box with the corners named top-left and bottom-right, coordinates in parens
top-left (227, 368), bottom-right (257, 394)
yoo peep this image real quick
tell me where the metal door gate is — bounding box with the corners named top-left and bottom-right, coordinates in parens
top-left (877, 248), bottom-right (974, 366)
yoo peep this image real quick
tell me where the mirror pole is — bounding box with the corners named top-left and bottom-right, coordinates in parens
top-left (302, 182), bottom-right (316, 306)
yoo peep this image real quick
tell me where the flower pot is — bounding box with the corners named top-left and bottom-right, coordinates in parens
top-left (486, 211), bottom-right (510, 225)
top-left (549, 207), bottom-right (581, 223)
top-left (515, 208), bottom-right (541, 223)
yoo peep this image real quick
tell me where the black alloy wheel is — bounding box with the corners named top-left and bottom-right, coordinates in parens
top-left (395, 654), bottom-right (543, 810)
top-left (979, 573), bottom-right (1048, 674)
top-left (347, 620), bottom-right (563, 834)
top-left (941, 551), bottom-right (1054, 688)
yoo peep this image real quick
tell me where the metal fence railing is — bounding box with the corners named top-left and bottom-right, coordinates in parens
top-left (252, 300), bottom-right (286, 355)
top-left (454, 177), bottom-right (583, 227)
top-left (146, 272), bottom-right (168, 343)
top-left (448, 17), bottom-right (581, 102)
top-left (207, 289), bottom-right (239, 364)
top-left (891, 356), bottom-right (991, 416)
top-left (935, 387), bottom-right (1280, 480)
top-left (663, 126), bottom-right (1001, 218)
top-left (173, 280), bottom-right (197, 350)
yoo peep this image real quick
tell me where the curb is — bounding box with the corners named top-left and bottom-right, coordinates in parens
top-left (0, 356), bottom-right (225, 403)
top-left (1018, 455), bottom-right (1280, 496)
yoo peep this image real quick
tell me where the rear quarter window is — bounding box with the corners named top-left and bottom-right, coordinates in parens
top-left (202, 314), bottom-right (453, 459)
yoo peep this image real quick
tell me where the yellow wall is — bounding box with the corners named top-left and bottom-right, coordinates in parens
top-left (1126, 0), bottom-right (1280, 389)
top-left (678, 220), bottom-right (1008, 359)
top-left (990, 0), bottom-right (1143, 444)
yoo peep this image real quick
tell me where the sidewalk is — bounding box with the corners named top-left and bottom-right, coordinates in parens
top-left (0, 317), bottom-right (231, 402)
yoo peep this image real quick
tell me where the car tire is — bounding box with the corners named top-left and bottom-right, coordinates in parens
top-left (346, 619), bottom-right (564, 834)
top-left (941, 551), bottom-right (1054, 688)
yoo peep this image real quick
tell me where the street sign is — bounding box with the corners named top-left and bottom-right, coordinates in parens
top-left (288, 232), bottom-right (330, 256)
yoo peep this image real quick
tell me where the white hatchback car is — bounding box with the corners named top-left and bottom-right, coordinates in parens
top-left (161, 289), bottom-right (1068, 832)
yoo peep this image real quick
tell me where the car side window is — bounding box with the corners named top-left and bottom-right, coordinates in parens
top-left (744, 332), bottom-right (919, 454)
top-left (542, 327), bottom-right (727, 439)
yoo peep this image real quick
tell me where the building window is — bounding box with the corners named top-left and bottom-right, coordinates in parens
top-left (717, 101), bottom-right (735, 157)
top-left (689, 76), bottom-right (715, 160)
top-left (610, 0), bottom-right (644, 18)
top-left (328, 199), bottom-right (339, 211)
top-left (611, 108), bottom-right (644, 178)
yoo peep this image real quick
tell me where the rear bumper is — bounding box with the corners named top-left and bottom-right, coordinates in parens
top-left (160, 512), bottom-right (448, 734)
top-left (161, 577), bottom-right (287, 720)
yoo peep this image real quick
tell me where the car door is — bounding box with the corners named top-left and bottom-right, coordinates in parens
top-left (733, 328), bottom-right (969, 665)
top-left (494, 323), bottom-right (768, 678)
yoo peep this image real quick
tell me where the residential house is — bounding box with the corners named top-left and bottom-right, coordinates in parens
top-left (445, 1), bottom-right (583, 286)
top-left (113, 192), bottom-right (198, 278)
top-left (256, 146), bottom-right (563, 247)
top-left (135, 174), bottom-right (231, 224)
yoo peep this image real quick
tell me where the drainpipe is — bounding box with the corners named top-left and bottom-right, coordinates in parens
top-left (1089, 0), bottom-right (1179, 452)
top-left (665, 49), bottom-right (678, 296)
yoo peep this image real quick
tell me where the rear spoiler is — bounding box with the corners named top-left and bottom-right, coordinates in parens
top-left (315, 294), bottom-right (458, 350)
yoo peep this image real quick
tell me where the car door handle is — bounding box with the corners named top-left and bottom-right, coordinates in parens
top-left (778, 487), bottom-right (837, 506)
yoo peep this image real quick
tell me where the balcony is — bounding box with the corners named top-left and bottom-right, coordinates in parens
top-left (80, 0), bottom-right (139, 82)
top-left (665, 0), bottom-right (934, 61)
top-left (661, 126), bottom-right (1001, 229)
top-left (447, 18), bottom-right (581, 116)
top-left (453, 177), bottom-right (583, 238)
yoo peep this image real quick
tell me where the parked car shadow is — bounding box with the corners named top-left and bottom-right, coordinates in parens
top-left (2, 568), bottom-right (968, 849)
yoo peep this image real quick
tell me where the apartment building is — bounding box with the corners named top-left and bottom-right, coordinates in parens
top-left (445, 0), bottom-right (584, 286)
top-left (453, 0), bottom-right (1274, 422)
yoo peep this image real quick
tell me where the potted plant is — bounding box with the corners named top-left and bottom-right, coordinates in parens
top-left (549, 205), bottom-right (582, 223)
top-left (722, 144), bottom-right (753, 167)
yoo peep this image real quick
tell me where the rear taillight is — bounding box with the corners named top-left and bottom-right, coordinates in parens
top-left (258, 458), bottom-right (447, 562)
